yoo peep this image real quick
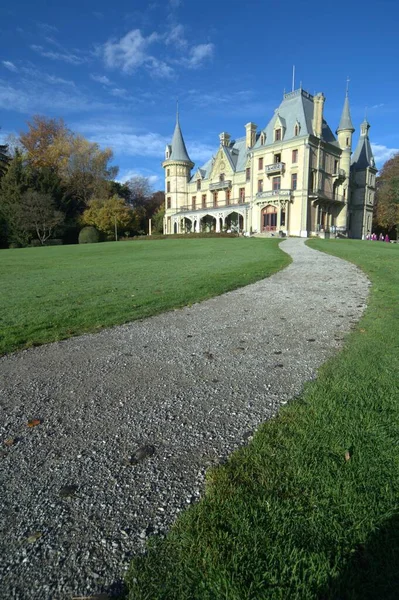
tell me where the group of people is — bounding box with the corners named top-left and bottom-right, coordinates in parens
top-left (366, 232), bottom-right (390, 242)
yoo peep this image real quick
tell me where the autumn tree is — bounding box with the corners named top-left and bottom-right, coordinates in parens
top-left (81, 195), bottom-right (133, 239)
top-left (18, 190), bottom-right (64, 245)
top-left (20, 115), bottom-right (71, 170)
top-left (374, 153), bottom-right (399, 238)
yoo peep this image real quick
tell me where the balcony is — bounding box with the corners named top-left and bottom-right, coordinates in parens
top-left (174, 199), bottom-right (248, 214)
top-left (332, 168), bottom-right (346, 181)
top-left (209, 179), bottom-right (232, 191)
top-left (265, 162), bottom-right (285, 175)
top-left (256, 189), bottom-right (292, 200)
top-left (309, 189), bottom-right (345, 203)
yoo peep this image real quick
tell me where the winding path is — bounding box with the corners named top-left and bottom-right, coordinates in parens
top-left (0, 239), bottom-right (369, 599)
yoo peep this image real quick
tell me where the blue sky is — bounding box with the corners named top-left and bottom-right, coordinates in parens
top-left (1, 0), bottom-right (398, 189)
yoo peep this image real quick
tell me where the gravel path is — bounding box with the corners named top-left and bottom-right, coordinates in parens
top-left (0, 239), bottom-right (370, 599)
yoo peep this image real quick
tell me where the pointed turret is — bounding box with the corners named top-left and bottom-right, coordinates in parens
top-left (337, 92), bottom-right (355, 133)
top-left (169, 112), bottom-right (193, 164)
top-left (351, 119), bottom-right (375, 170)
top-left (162, 109), bottom-right (194, 234)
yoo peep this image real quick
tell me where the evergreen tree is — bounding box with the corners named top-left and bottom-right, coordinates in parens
top-left (0, 144), bottom-right (10, 177)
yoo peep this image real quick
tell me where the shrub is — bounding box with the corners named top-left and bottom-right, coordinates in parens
top-left (78, 226), bottom-right (101, 244)
top-left (30, 239), bottom-right (42, 247)
top-left (45, 239), bottom-right (63, 246)
top-left (8, 242), bottom-right (20, 249)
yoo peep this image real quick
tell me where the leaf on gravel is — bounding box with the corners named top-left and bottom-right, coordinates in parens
top-left (27, 419), bottom-right (41, 428)
top-left (130, 444), bottom-right (155, 465)
top-left (4, 438), bottom-right (16, 446)
top-left (26, 531), bottom-right (42, 543)
top-left (59, 484), bottom-right (79, 498)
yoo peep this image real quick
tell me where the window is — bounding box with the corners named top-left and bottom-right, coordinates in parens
top-left (167, 197), bottom-right (171, 209)
top-left (226, 189), bottom-right (231, 204)
top-left (220, 173), bottom-right (225, 182)
top-left (202, 194), bottom-right (206, 208)
top-left (272, 176), bottom-right (281, 191)
top-left (281, 210), bottom-right (286, 226)
top-left (167, 181), bottom-right (170, 193)
top-left (197, 179), bottom-right (201, 191)
top-left (260, 133), bottom-right (265, 145)
top-left (239, 187), bottom-right (245, 203)
top-left (246, 167), bottom-right (251, 181)
top-left (292, 149), bottom-right (298, 163)
top-left (258, 157), bottom-right (263, 170)
top-left (275, 128), bottom-right (281, 141)
top-left (192, 196), bottom-right (196, 210)
top-left (343, 189), bottom-right (346, 200)
top-left (258, 179), bottom-right (263, 193)
top-left (294, 124), bottom-right (299, 136)
top-left (167, 168), bottom-right (170, 177)
top-left (334, 159), bottom-right (338, 173)
top-left (213, 191), bottom-right (218, 207)
top-left (274, 153), bottom-right (281, 164)
top-left (346, 137), bottom-right (349, 146)
top-left (291, 173), bottom-right (297, 190)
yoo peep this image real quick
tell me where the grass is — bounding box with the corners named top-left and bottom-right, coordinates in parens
top-left (126, 239), bottom-right (399, 600)
top-left (0, 238), bottom-right (289, 355)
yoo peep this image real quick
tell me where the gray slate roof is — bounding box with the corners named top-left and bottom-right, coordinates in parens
top-left (169, 117), bottom-right (192, 163)
top-left (337, 94), bottom-right (355, 133)
top-left (351, 120), bottom-right (376, 170)
top-left (191, 88), bottom-right (339, 181)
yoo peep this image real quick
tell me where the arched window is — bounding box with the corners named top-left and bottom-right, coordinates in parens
top-left (260, 133), bottom-right (265, 145)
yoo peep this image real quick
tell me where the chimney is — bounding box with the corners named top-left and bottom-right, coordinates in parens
top-left (245, 122), bottom-right (257, 148)
top-left (312, 93), bottom-right (325, 138)
top-left (219, 132), bottom-right (231, 147)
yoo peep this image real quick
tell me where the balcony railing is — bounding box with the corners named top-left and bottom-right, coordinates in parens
top-left (256, 189), bottom-right (292, 199)
top-left (209, 180), bottom-right (232, 191)
top-left (309, 189), bottom-right (345, 203)
top-left (265, 162), bottom-right (285, 175)
top-left (332, 168), bottom-right (346, 180)
top-left (174, 199), bottom-right (248, 213)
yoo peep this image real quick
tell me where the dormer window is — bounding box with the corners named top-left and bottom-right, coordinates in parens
top-left (294, 122), bottom-right (300, 137)
top-left (275, 128), bottom-right (282, 141)
top-left (220, 173), bottom-right (225, 182)
top-left (197, 179), bottom-right (201, 191)
top-left (260, 133), bottom-right (266, 145)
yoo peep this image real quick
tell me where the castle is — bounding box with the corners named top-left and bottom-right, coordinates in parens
top-left (162, 87), bottom-right (377, 239)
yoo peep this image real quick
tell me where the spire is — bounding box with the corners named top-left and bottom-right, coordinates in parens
top-left (337, 80), bottom-right (355, 133)
top-left (169, 110), bottom-right (192, 163)
top-left (352, 119), bottom-right (375, 170)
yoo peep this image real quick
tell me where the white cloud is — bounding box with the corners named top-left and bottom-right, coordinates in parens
top-left (184, 43), bottom-right (214, 68)
top-left (118, 169), bottom-right (160, 186)
top-left (91, 73), bottom-right (112, 85)
top-left (30, 44), bottom-right (86, 65)
top-left (0, 78), bottom-right (114, 114)
top-left (2, 60), bottom-right (18, 72)
top-left (37, 22), bottom-right (59, 33)
top-left (371, 103), bottom-right (385, 110)
top-left (371, 143), bottom-right (399, 165)
top-left (110, 87), bottom-right (129, 98)
top-left (102, 29), bottom-right (160, 73)
top-left (165, 24), bottom-right (187, 48)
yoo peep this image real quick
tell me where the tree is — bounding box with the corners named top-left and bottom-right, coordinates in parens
top-left (374, 153), bottom-right (399, 238)
top-left (151, 205), bottom-right (165, 234)
top-left (81, 195), bottom-right (133, 239)
top-left (0, 143), bottom-right (10, 177)
top-left (0, 150), bottom-right (30, 245)
top-left (60, 136), bottom-right (118, 208)
top-left (18, 190), bottom-right (64, 245)
top-left (20, 115), bottom-right (71, 170)
top-left (126, 176), bottom-right (153, 208)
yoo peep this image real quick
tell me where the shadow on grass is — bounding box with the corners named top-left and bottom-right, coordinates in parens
top-left (320, 513), bottom-right (399, 600)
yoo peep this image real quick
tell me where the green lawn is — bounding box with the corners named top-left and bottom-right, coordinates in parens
top-left (126, 239), bottom-right (399, 600)
top-left (0, 238), bottom-right (289, 355)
